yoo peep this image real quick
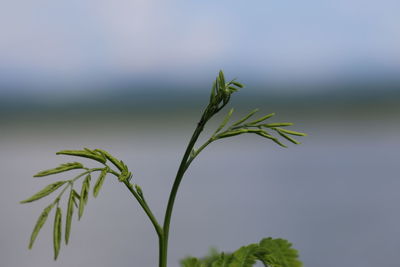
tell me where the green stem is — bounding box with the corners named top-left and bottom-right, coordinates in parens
top-left (106, 168), bottom-right (163, 238)
top-left (108, 164), bottom-right (165, 266)
top-left (123, 181), bottom-right (165, 267)
top-left (158, 234), bottom-right (165, 267)
top-left (123, 181), bottom-right (163, 238)
top-left (185, 137), bottom-right (214, 171)
top-left (105, 164), bottom-right (164, 266)
top-left (160, 114), bottom-right (208, 267)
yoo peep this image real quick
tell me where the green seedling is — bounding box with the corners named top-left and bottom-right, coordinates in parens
top-left (21, 71), bottom-right (306, 267)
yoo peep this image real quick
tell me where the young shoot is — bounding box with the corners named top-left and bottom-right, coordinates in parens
top-left (21, 70), bottom-right (306, 267)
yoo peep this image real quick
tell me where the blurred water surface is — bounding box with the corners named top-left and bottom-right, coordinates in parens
top-left (1, 104), bottom-right (400, 267)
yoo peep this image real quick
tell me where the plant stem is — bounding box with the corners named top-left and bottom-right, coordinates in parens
top-left (160, 113), bottom-right (208, 267)
top-left (185, 137), bottom-right (214, 171)
top-left (108, 163), bottom-right (166, 266)
top-left (123, 181), bottom-right (163, 238)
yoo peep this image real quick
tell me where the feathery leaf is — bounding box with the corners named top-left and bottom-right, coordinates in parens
top-left (230, 244), bottom-right (260, 267)
top-left (180, 238), bottom-right (302, 267)
top-left (258, 238), bottom-right (302, 267)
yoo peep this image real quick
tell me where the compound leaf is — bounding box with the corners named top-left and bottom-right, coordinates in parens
top-left (180, 238), bottom-right (302, 267)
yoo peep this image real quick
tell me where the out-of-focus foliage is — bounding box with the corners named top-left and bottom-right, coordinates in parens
top-left (180, 238), bottom-right (302, 267)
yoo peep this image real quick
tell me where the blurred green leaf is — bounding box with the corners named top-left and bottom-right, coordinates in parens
top-left (228, 86), bottom-right (239, 92)
top-left (231, 81), bottom-right (244, 88)
top-left (180, 238), bottom-right (302, 267)
top-left (259, 238), bottom-right (302, 267)
top-left (229, 244), bottom-right (260, 267)
top-left (218, 70), bottom-right (226, 90)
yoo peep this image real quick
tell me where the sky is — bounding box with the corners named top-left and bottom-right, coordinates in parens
top-left (0, 0), bottom-right (400, 92)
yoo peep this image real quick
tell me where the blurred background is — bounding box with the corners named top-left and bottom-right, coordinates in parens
top-left (1, 0), bottom-right (400, 266)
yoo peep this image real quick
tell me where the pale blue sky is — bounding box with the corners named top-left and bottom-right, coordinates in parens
top-left (0, 0), bottom-right (399, 92)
